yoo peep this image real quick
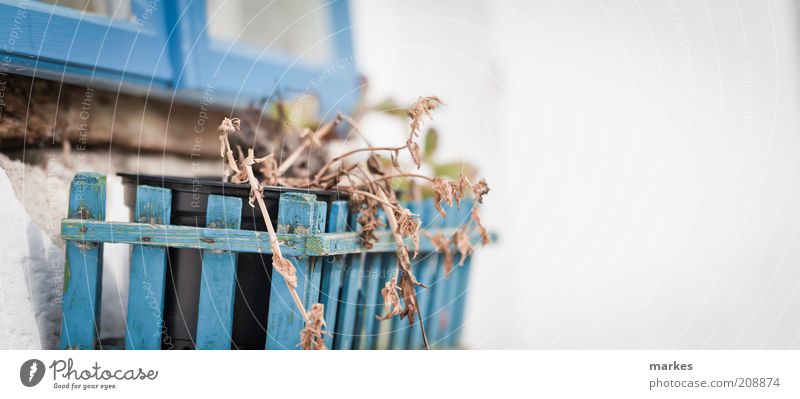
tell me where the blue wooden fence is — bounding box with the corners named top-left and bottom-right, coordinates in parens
top-left (59, 172), bottom-right (492, 350)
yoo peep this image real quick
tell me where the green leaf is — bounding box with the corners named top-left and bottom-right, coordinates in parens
top-left (423, 128), bottom-right (439, 161)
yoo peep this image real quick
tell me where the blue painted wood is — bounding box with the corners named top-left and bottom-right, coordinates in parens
top-left (61, 219), bottom-right (486, 256)
top-left (428, 203), bottom-right (461, 348)
top-left (333, 205), bottom-right (364, 349)
top-left (390, 201), bottom-right (423, 349)
top-left (165, 0), bottom-right (360, 117)
top-left (355, 210), bottom-right (388, 350)
top-left (408, 200), bottom-right (443, 349)
top-left (195, 195), bottom-right (243, 350)
top-left (447, 201), bottom-right (475, 348)
top-left (319, 201), bottom-right (348, 349)
top-left (333, 251), bottom-right (365, 350)
top-left (266, 193), bottom-right (325, 349)
top-left (124, 186), bottom-right (172, 350)
top-left (375, 251), bottom-right (397, 350)
top-left (0, 0), bottom-right (172, 85)
top-left (59, 173), bottom-right (106, 349)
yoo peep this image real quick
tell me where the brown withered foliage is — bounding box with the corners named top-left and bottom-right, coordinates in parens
top-left (216, 95), bottom-right (492, 350)
top-left (398, 272), bottom-right (419, 326)
top-left (472, 206), bottom-right (491, 245)
top-left (430, 232), bottom-right (454, 277)
top-left (408, 96), bottom-right (442, 136)
top-left (452, 174), bottom-right (470, 207)
top-left (299, 303), bottom-right (328, 350)
top-left (366, 153), bottom-right (385, 175)
top-left (356, 199), bottom-right (383, 249)
top-left (432, 177), bottom-right (453, 218)
top-left (376, 280), bottom-right (402, 321)
top-left (472, 178), bottom-right (490, 204)
top-left (407, 139), bottom-right (422, 169)
top-left (395, 208), bottom-right (421, 258)
top-left (452, 228), bottom-right (474, 267)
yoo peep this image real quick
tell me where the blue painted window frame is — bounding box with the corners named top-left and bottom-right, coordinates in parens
top-left (0, 0), bottom-right (173, 87)
top-left (0, 0), bottom-right (360, 114)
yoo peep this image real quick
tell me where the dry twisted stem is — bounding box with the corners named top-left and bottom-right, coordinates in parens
top-left (218, 117), bottom-right (326, 350)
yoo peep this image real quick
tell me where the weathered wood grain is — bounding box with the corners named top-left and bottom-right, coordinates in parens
top-left (409, 200), bottom-right (444, 350)
top-left (265, 193), bottom-right (325, 349)
top-left (125, 186), bottom-right (172, 350)
top-left (196, 195), bottom-right (243, 350)
top-left (318, 201), bottom-right (348, 349)
top-left (61, 220), bottom-right (490, 256)
top-left (59, 173), bottom-right (106, 349)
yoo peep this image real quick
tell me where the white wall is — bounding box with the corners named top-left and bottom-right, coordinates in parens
top-left (351, 0), bottom-right (800, 348)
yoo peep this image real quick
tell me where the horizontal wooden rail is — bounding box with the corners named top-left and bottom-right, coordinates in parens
top-left (61, 219), bottom-right (495, 256)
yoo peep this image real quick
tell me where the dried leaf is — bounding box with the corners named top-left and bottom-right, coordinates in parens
top-left (377, 280), bottom-right (402, 320)
top-left (357, 199), bottom-right (382, 248)
top-left (452, 174), bottom-right (469, 207)
top-left (396, 208), bottom-right (421, 258)
top-left (407, 139), bottom-right (422, 169)
top-left (472, 178), bottom-right (490, 204)
top-left (432, 177), bottom-right (453, 218)
top-left (398, 272), bottom-right (419, 326)
top-left (472, 207), bottom-right (491, 245)
top-left (431, 232), bottom-right (454, 277)
top-left (367, 153), bottom-right (385, 175)
top-left (299, 303), bottom-right (328, 350)
top-left (408, 96), bottom-right (442, 136)
top-left (452, 228), bottom-right (474, 267)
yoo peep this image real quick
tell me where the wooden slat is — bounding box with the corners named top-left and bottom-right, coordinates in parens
top-left (447, 200), bottom-right (475, 349)
top-left (355, 210), bottom-right (389, 350)
top-left (409, 200), bottom-right (444, 350)
top-left (124, 186), bottom-right (172, 350)
top-left (375, 251), bottom-right (397, 349)
top-left (318, 201), bottom-right (348, 349)
top-left (61, 219), bottom-right (490, 256)
top-left (265, 193), bottom-right (325, 349)
top-left (195, 195), bottom-right (243, 350)
top-left (389, 200), bottom-right (423, 349)
top-left (333, 251), bottom-right (365, 349)
top-left (59, 173), bottom-right (107, 349)
top-left (429, 203), bottom-right (461, 348)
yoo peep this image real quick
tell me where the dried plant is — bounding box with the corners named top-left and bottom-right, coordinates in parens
top-left (429, 231), bottom-right (454, 277)
top-left (472, 206), bottom-right (491, 246)
top-left (452, 228), bottom-right (474, 267)
top-left (216, 95), bottom-right (490, 350)
top-left (376, 280), bottom-right (402, 320)
top-left (299, 303), bottom-right (328, 350)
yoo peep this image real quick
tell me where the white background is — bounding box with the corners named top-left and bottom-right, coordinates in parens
top-left (351, 0), bottom-right (800, 349)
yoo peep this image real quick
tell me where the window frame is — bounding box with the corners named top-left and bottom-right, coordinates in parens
top-left (0, 0), bottom-right (360, 115)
